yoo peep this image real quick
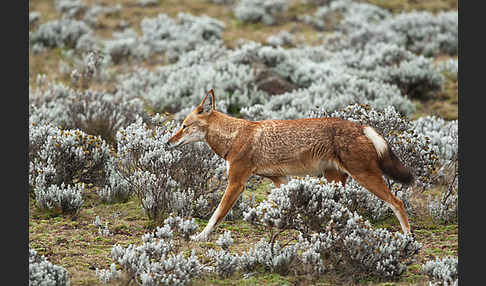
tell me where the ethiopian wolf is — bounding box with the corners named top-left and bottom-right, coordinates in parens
top-left (167, 89), bottom-right (414, 241)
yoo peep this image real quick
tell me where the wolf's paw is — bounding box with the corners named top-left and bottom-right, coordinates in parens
top-left (190, 232), bottom-right (210, 242)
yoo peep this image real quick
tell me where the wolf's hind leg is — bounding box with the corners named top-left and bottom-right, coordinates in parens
top-left (324, 169), bottom-right (348, 187)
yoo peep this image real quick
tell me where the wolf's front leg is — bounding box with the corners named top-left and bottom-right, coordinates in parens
top-left (191, 165), bottom-right (251, 241)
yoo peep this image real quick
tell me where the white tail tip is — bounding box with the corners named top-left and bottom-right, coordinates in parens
top-left (363, 126), bottom-right (387, 158)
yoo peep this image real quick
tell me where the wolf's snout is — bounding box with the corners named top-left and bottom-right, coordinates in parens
top-left (165, 140), bottom-right (172, 148)
top-left (165, 139), bottom-right (180, 149)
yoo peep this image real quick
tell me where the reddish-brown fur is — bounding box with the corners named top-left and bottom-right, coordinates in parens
top-left (167, 90), bottom-right (413, 241)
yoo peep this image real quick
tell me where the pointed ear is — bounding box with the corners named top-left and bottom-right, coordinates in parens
top-left (200, 89), bottom-right (216, 113)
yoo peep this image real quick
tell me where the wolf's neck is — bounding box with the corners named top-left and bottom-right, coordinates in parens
top-left (205, 111), bottom-right (250, 160)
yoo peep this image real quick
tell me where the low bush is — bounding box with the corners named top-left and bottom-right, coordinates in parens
top-left (115, 52), bottom-right (266, 117)
top-left (29, 79), bottom-right (147, 146)
top-left (243, 177), bottom-right (421, 279)
top-left (206, 249), bottom-right (239, 278)
top-left (299, 0), bottom-right (390, 31)
top-left (30, 18), bottom-right (92, 50)
top-left (96, 223), bottom-right (203, 286)
top-left (103, 13), bottom-right (225, 64)
top-left (422, 256), bottom-right (458, 286)
top-left (241, 75), bottom-right (416, 120)
top-left (345, 11), bottom-right (458, 57)
top-left (54, 0), bottom-right (87, 18)
top-left (34, 182), bottom-right (85, 215)
top-left (29, 11), bottom-right (41, 25)
top-left (29, 120), bottom-right (111, 187)
top-left (29, 119), bottom-right (113, 213)
top-left (29, 248), bottom-right (70, 286)
top-left (234, 0), bottom-right (288, 25)
top-left (266, 30), bottom-right (296, 47)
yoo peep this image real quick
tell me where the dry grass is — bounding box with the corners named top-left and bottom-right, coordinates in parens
top-left (363, 0), bottom-right (457, 14)
top-left (411, 56), bottom-right (458, 121)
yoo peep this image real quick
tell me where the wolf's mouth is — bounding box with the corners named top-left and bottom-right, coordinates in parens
top-left (165, 140), bottom-right (183, 149)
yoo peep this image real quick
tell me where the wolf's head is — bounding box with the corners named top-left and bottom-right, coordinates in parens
top-left (166, 89), bottom-right (216, 149)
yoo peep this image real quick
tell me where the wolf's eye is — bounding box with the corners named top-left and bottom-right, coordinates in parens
top-left (182, 124), bottom-right (187, 129)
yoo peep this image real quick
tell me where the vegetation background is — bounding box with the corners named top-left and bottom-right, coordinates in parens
top-left (28, 0), bottom-right (458, 285)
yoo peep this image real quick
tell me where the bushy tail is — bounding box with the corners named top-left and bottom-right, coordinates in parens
top-left (378, 147), bottom-right (414, 185)
top-left (363, 126), bottom-right (414, 185)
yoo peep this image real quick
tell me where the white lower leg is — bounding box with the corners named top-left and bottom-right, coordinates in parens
top-left (191, 207), bottom-right (221, 241)
top-left (386, 202), bottom-right (410, 234)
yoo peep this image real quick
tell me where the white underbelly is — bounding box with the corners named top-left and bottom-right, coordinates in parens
top-left (257, 160), bottom-right (340, 177)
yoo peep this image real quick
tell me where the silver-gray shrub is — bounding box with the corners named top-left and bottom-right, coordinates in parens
top-left (30, 18), bottom-right (92, 50)
top-left (243, 177), bottom-right (421, 278)
top-left (422, 256), bottom-right (458, 286)
top-left (29, 248), bottom-right (70, 286)
top-left (437, 58), bottom-right (458, 80)
top-left (345, 11), bottom-right (458, 57)
top-left (29, 80), bottom-right (147, 146)
top-left (334, 43), bottom-right (444, 99)
top-left (93, 215), bottom-right (112, 237)
top-left (97, 163), bottom-right (133, 203)
top-left (236, 43), bottom-right (336, 88)
top-left (299, 0), bottom-right (390, 31)
top-left (413, 117), bottom-right (458, 223)
top-left (62, 90), bottom-right (146, 145)
top-left (54, 0), bottom-right (86, 18)
top-left (83, 4), bottom-right (122, 27)
top-left (29, 11), bottom-right (41, 25)
top-left (206, 249), bottom-right (239, 278)
top-left (233, 0), bottom-right (288, 25)
top-left (115, 50), bottom-right (266, 117)
top-left (138, 0), bottom-right (159, 7)
top-left (68, 50), bottom-right (111, 88)
top-left (242, 41), bottom-right (441, 100)
top-left (241, 75), bottom-right (415, 121)
top-left (228, 41), bottom-right (293, 67)
top-left (374, 55), bottom-right (443, 99)
top-left (427, 187), bottom-right (457, 225)
top-left (97, 232), bottom-right (202, 286)
top-left (113, 40), bottom-right (440, 120)
top-left (175, 41), bottom-right (230, 67)
top-left (28, 123), bottom-right (109, 213)
top-left (112, 117), bottom-right (179, 221)
top-left (411, 116), bottom-right (457, 165)
top-left (266, 30), bottom-right (296, 47)
top-left (238, 238), bottom-right (300, 275)
top-left (29, 120), bottom-right (111, 193)
top-left (216, 231), bottom-right (234, 250)
top-left (103, 13), bottom-right (225, 64)
top-left (103, 28), bottom-right (145, 64)
top-left (176, 217), bottom-right (200, 241)
top-left (141, 13), bottom-right (225, 63)
top-left (55, 0), bottom-right (122, 28)
top-left (238, 42), bottom-right (446, 119)
top-left (34, 182), bottom-right (84, 215)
